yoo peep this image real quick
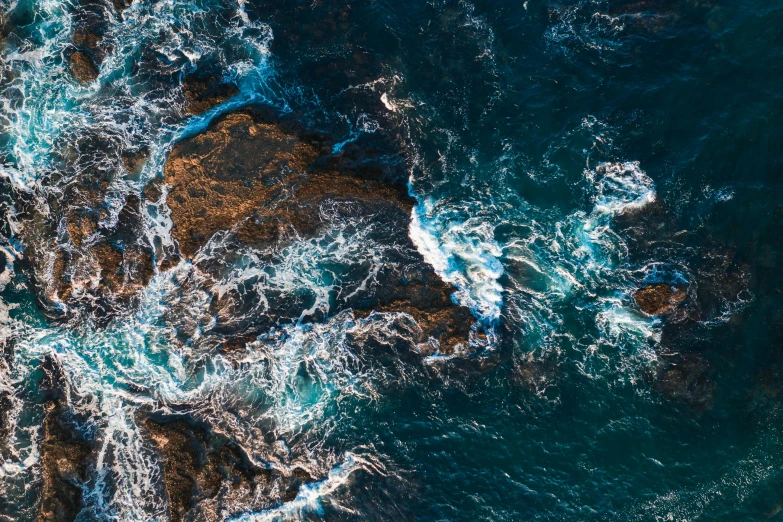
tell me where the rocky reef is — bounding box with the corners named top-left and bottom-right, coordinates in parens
top-left (162, 106), bottom-right (474, 352)
top-left (6, 103), bottom-right (477, 518)
top-left (15, 187), bottom-right (156, 321)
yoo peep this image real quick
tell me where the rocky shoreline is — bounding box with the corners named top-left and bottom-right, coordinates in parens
top-left (7, 99), bottom-right (478, 521)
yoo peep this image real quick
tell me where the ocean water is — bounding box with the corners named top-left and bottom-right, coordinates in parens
top-left (1, 0), bottom-right (783, 520)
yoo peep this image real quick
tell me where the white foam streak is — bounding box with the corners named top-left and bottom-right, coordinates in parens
top-left (409, 197), bottom-right (504, 322)
top-left (205, 220), bottom-right (388, 324)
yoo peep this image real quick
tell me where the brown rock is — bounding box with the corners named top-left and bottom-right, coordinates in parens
top-left (164, 111), bottom-right (322, 257)
top-left (37, 403), bottom-right (92, 522)
top-left (111, 0), bottom-right (133, 12)
top-left (65, 211), bottom-right (96, 249)
top-left (16, 187), bottom-right (156, 320)
top-left (634, 283), bottom-right (687, 315)
top-left (69, 51), bottom-right (98, 83)
top-left (355, 273), bottom-right (473, 354)
top-left (71, 28), bottom-right (102, 56)
top-left (122, 148), bottom-right (149, 180)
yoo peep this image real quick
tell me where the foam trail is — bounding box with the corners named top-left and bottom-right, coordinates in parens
top-left (571, 161), bottom-right (655, 269)
top-left (409, 197), bottom-right (504, 323)
top-left (203, 219), bottom-right (388, 325)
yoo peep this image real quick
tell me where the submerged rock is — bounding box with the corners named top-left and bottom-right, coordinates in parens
top-left (122, 147), bottom-right (149, 179)
top-left (90, 194), bottom-right (155, 302)
top-left (0, 337), bottom-right (14, 442)
top-left (654, 354), bottom-right (715, 410)
top-left (14, 185), bottom-right (156, 321)
top-left (634, 283), bottom-right (687, 315)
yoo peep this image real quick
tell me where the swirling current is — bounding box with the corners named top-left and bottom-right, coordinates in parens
top-left (0, 0), bottom-right (782, 520)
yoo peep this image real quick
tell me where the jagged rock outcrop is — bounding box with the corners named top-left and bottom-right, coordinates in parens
top-left (143, 417), bottom-right (315, 522)
top-left (67, 0), bottom-right (115, 83)
top-left (0, 337), bottom-right (15, 442)
top-left (163, 107), bottom-right (475, 352)
top-left (16, 188), bottom-right (156, 320)
top-left (164, 110), bottom-right (325, 258)
top-left (68, 50), bottom-right (99, 83)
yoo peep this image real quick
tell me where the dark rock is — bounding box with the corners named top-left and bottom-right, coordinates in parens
top-left (111, 0), bottom-right (133, 12)
top-left (70, 0), bottom-right (113, 64)
top-left (634, 283), bottom-right (687, 315)
top-left (36, 356), bottom-right (93, 522)
top-left (62, 193), bottom-right (155, 318)
top-left (182, 73), bottom-right (239, 115)
top-left (122, 148), bottom-right (149, 180)
top-left (37, 402), bottom-right (92, 522)
top-left (14, 184), bottom-right (156, 321)
top-left (0, 337), bottom-right (14, 442)
top-left (68, 50), bottom-right (99, 83)
top-left (143, 417), bottom-right (315, 522)
top-left (353, 267), bottom-right (474, 354)
top-left (93, 194), bottom-right (155, 300)
top-left (71, 28), bottom-right (102, 60)
top-left (13, 193), bottom-right (72, 317)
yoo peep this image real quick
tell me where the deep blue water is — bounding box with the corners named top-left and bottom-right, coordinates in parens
top-left (1, 0), bottom-right (783, 520)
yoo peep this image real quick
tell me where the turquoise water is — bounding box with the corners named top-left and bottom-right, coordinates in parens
top-left (1, 0), bottom-right (783, 520)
